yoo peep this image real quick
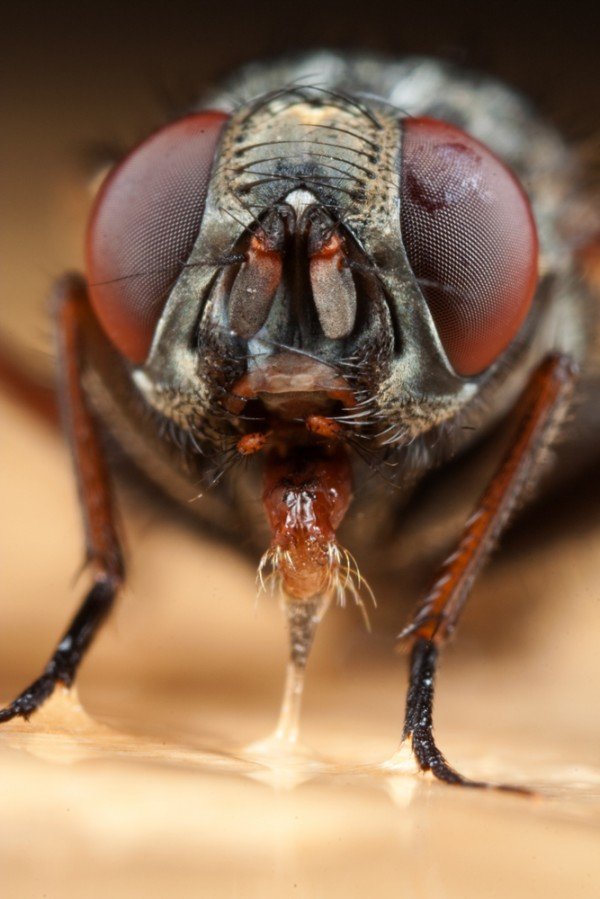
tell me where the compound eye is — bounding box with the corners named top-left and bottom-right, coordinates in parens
top-left (86, 111), bottom-right (228, 363)
top-left (399, 117), bottom-right (538, 376)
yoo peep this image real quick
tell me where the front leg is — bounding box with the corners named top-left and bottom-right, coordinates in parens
top-left (399, 353), bottom-right (577, 790)
top-left (0, 273), bottom-right (123, 723)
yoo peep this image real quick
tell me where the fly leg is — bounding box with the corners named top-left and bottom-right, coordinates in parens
top-left (398, 353), bottom-right (577, 790)
top-left (0, 273), bottom-right (123, 723)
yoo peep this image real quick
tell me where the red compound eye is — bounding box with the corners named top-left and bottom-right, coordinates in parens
top-left (86, 111), bottom-right (228, 363)
top-left (399, 117), bottom-right (538, 376)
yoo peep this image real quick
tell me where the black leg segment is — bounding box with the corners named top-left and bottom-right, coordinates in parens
top-left (0, 576), bottom-right (117, 723)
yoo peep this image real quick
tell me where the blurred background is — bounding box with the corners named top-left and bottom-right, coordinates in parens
top-left (1, 1), bottom-right (599, 897)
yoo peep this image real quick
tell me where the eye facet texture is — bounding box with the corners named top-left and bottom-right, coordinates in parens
top-left (86, 112), bottom-right (228, 362)
top-left (400, 117), bottom-right (538, 376)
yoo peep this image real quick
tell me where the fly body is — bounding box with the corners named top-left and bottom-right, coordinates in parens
top-left (2, 52), bottom-right (598, 791)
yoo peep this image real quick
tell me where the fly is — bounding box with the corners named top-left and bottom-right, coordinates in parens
top-left (1, 52), bottom-right (598, 792)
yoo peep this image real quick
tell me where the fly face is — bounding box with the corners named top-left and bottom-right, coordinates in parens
top-left (2, 54), bottom-right (597, 791)
top-left (86, 85), bottom-right (543, 463)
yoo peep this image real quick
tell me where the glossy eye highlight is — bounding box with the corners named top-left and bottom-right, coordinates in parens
top-left (399, 117), bottom-right (538, 376)
top-left (86, 111), bottom-right (228, 363)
